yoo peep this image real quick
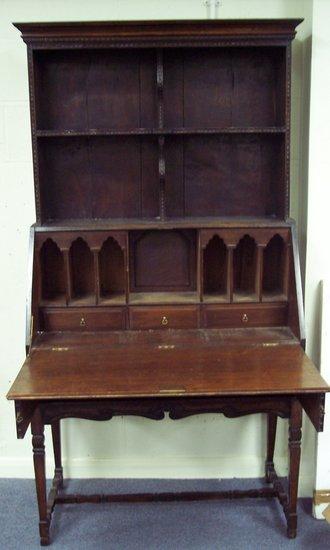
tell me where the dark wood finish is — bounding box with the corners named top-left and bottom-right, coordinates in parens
top-left (15, 394), bottom-right (315, 544)
top-left (202, 303), bottom-right (287, 329)
top-left (51, 420), bottom-right (63, 488)
top-left (129, 305), bottom-right (198, 330)
top-left (15, 400), bottom-right (36, 439)
top-left (41, 307), bottom-right (126, 331)
top-left (265, 413), bottom-right (278, 483)
top-left (7, 18), bottom-right (330, 546)
top-left (31, 408), bottom-right (49, 546)
top-left (7, 332), bottom-right (328, 400)
top-left (129, 229), bottom-right (196, 292)
top-left (299, 394), bottom-right (326, 432)
top-left (287, 398), bottom-right (302, 538)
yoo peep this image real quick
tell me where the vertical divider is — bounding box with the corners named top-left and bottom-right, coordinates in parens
top-left (158, 136), bottom-right (166, 220)
top-left (282, 242), bottom-right (291, 299)
top-left (35, 246), bottom-right (43, 306)
top-left (227, 246), bottom-right (234, 303)
top-left (157, 49), bottom-right (166, 220)
top-left (256, 245), bottom-right (265, 302)
top-left (93, 250), bottom-right (100, 305)
top-left (197, 230), bottom-right (202, 303)
top-left (62, 249), bottom-right (72, 306)
top-left (125, 232), bottom-right (130, 305)
top-left (157, 49), bottom-right (164, 130)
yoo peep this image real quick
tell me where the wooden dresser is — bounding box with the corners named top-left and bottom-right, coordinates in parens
top-left (7, 19), bottom-right (329, 545)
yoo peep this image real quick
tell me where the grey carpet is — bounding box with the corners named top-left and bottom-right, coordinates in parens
top-left (0, 478), bottom-right (329, 549)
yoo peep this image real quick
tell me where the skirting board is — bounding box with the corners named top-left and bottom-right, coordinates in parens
top-left (0, 456), bottom-right (314, 497)
top-left (313, 490), bottom-right (330, 520)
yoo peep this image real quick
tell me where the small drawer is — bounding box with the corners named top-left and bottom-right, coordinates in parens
top-left (203, 303), bottom-right (287, 328)
top-left (129, 306), bottom-right (198, 330)
top-left (41, 307), bottom-right (126, 331)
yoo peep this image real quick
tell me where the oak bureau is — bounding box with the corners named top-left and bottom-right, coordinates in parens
top-left (7, 19), bottom-right (329, 545)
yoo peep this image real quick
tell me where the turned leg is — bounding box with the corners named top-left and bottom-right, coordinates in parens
top-left (265, 413), bottom-right (277, 482)
top-left (31, 408), bottom-right (50, 546)
top-left (51, 420), bottom-right (63, 488)
top-left (286, 398), bottom-right (302, 539)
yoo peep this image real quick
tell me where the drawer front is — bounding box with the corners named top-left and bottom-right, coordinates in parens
top-left (42, 307), bottom-right (126, 331)
top-left (203, 304), bottom-right (287, 328)
top-left (129, 306), bottom-right (198, 330)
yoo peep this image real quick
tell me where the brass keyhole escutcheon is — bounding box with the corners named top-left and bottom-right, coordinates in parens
top-left (80, 317), bottom-right (86, 327)
top-left (242, 313), bottom-right (249, 323)
top-left (161, 316), bottom-right (168, 326)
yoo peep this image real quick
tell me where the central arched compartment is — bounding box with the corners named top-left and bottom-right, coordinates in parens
top-left (129, 229), bottom-right (197, 303)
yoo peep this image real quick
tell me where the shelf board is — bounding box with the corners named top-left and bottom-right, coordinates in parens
top-left (69, 293), bottom-right (96, 307)
top-left (99, 293), bottom-right (126, 306)
top-left (233, 291), bottom-right (258, 303)
top-left (202, 293), bottom-right (229, 304)
top-left (129, 292), bottom-right (198, 305)
top-left (36, 216), bottom-right (291, 232)
top-left (35, 126), bottom-right (286, 138)
top-left (40, 293), bottom-right (67, 307)
top-left (262, 291), bottom-right (288, 303)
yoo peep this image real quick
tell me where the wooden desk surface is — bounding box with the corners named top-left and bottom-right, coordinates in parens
top-left (7, 329), bottom-right (329, 400)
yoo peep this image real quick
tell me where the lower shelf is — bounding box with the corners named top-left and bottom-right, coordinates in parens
top-left (233, 291), bottom-right (258, 303)
top-left (129, 292), bottom-right (198, 304)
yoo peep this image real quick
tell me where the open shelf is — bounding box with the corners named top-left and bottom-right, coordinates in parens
top-left (233, 235), bottom-right (258, 303)
top-left (163, 47), bottom-right (286, 128)
top-left (70, 238), bottom-right (95, 303)
top-left (165, 134), bottom-right (285, 218)
top-left (203, 235), bottom-right (228, 303)
top-left (262, 234), bottom-right (288, 302)
top-left (34, 49), bottom-right (157, 131)
top-left (38, 136), bottom-right (159, 220)
top-left (40, 238), bottom-right (66, 304)
top-left (99, 237), bottom-right (126, 304)
top-left (36, 126), bottom-right (286, 137)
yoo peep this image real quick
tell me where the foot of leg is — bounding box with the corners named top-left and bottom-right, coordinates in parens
top-left (51, 420), bottom-right (63, 489)
top-left (265, 413), bottom-right (277, 483)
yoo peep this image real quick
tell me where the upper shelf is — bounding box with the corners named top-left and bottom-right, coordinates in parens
top-left (36, 127), bottom-right (286, 137)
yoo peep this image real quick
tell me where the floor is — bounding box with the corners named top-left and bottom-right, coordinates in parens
top-left (0, 478), bottom-right (329, 549)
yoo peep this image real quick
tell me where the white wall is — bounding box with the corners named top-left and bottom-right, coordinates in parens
top-left (0, 0), bottom-right (315, 494)
top-left (305, 0), bottom-right (330, 517)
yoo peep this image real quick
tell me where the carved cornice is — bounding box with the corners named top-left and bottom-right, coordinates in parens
top-left (14, 19), bottom-right (303, 47)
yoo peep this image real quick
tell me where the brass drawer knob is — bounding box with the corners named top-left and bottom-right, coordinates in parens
top-left (161, 316), bottom-right (168, 326)
top-left (242, 313), bottom-right (249, 323)
top-left (80, 317), bottom-right (86, 327)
